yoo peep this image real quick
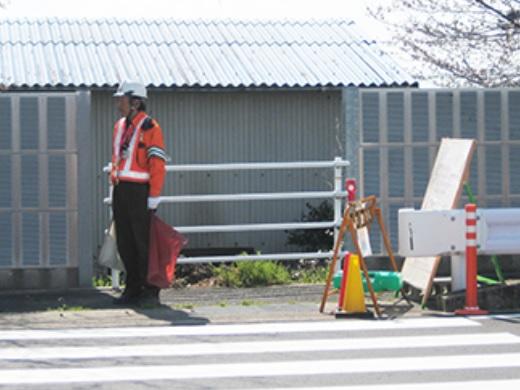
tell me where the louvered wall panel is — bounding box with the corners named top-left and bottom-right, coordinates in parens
top-left (435, 92), bottom-right (453, 140)
top-left (387, 92), bottom-right (404, 143)
top-left (361, 92), bottom-right (379, 143)
top-left (362, 149), bottom-right (380, 197)
top-left (485, 145), bottom-right (502, 196)
top-left (20, 97), bottom-right (39, 150)
top-left (509, 92), bottom-right (520, 140)
top-left (48, 155), bottom-right (67, 208)
top-left (47, 97), bottom-right (67, 149)
top-left (0, 93), bottom-right (77, 271)
top-left (460, 91), bottom-right (478, 139)
top-left (49, 213), bottom-right (67, 265)
top-left (412, 147), bottom-right (429, 197)
top-left (0, 97), bottom-right (12, 150)
top-left (388, 148), bottom-right (404, 197)
top-left (0, 213), bottom-right (12, 266)
top-left (484, 91), bottom-right (501, 141)
top-left (21, 155), bottom-right (39, 208)
top-left (510, 145), bottom-right (520, 194)
top-left (411, 92), bottom-right (429, 142)
top-left (0, 156), bottom-right (11, 208)
top-left (21, 213), bottom-right (40, 266)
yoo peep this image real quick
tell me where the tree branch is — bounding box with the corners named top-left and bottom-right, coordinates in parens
top-left (473, 0), bottom-right (520, 28)
top-left (367, 0), bottom-right (520, 86)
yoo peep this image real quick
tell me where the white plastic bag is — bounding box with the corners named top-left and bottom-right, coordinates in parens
top-left (98, 221), bottom-right (125, 271)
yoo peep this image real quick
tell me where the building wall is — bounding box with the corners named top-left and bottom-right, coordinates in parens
top-left (91, 89), bottom-right (345, 261)
top-left (3, 87), bottom-right (518, 290)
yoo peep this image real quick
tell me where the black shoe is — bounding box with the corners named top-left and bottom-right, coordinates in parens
top-left (139, 287), bottom-right (161, 307)
top-left (113, 290), bottom-right (141, 306)
top-left (143, 285), bottom-right (160, 297)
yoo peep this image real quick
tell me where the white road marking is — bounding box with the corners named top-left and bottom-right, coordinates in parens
top-left (1, 353), bottom-right (520, 384)
top-left (473, 313), bottom-right (520, 320)
top-left (0, 332), bottom-right (516, 360)
top-left (257, 379), bottom-right (520, 390)
top-left (0, 317), bottom-right (480, 341)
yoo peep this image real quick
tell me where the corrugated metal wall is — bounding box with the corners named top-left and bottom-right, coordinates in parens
top-left (358, 88), bottom-right (520, 254)
top-left (91, 89), bottom-right (344, 259)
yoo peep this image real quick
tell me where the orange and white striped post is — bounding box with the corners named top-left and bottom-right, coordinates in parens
top-left (455, 204), bottom-right (489, 316)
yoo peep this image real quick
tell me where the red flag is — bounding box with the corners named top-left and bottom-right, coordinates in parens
top-left (147, 214), bottom-right (188, 289)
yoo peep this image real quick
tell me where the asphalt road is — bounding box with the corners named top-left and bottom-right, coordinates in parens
top-left (0, 314), bottom-right (519, 389)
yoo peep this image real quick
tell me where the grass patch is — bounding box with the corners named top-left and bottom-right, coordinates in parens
top-left (212, 260), bottom-right (291, 288)
top-left (92, 274), bottom-right (125, 288)
top-left (240, 299), bottom-right (266, 307)
top-left (91, 259), bottom-right (328, 291)
top-left (47, 305), bottom-right (88, 312)
top-left (292, 265), bottom-right (328, 284)
top-left (92, 275), bottom-right (112, 287)
top-left (174, 303), bottom-right (195, 310)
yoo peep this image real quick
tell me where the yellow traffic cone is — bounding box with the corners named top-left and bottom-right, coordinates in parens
top-left (336, 254), bottom-right (374, 319)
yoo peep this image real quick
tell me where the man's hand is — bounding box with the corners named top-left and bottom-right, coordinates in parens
top-left (148, 196), bottom-right (160, 211)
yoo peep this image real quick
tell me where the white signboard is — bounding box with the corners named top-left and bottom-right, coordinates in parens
top-left (401, 138), bottom-right (476, 303)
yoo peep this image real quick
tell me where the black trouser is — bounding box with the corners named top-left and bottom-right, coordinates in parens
top-left (112, 181), bottom-right (153, 296)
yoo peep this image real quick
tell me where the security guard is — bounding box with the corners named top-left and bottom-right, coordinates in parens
top-left (111, 81), bottom-right (167, 305)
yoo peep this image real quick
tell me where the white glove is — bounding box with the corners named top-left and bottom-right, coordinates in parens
top-left (148, 197), bottom-right (161, 210)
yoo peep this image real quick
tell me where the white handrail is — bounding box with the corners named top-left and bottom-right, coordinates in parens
top-left (103, 160), bottom-right (350, 173)
top-left (104, 157), bottom-right (350, 288)
top-left (178, 251), bottom-right (350, 264)
top-left (176, 221), bottom-right (338, 234)
top-left (104, 191), bottom-right (347, 205)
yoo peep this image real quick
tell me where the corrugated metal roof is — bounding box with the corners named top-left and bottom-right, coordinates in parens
top-left (0, 18), bottom-right (415, 88)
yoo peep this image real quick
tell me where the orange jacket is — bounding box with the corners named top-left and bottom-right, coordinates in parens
top-left (111, 111), bottom-right (167, 198)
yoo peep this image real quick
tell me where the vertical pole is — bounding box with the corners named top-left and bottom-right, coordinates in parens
top-left (450, 254), bottom-right (467, 291)
top-left (455, 204), bottom-right (488, 315)
top-left (76, 89), bottom-right (93, 287)
top-left (108, 163), bottom-right (121, 291)
top-left (333, 157), bottom-right (343, 273)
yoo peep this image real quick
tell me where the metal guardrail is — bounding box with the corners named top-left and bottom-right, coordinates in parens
top-left (103, 157), bottom-right (350, 287)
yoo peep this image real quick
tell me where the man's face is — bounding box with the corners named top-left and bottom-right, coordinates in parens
top-left (116, 96), bottom-right (131, 117)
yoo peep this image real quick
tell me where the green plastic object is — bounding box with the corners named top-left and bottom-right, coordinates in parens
top-left (477, 275), bottom-right (500, 285)
top-left (333, 270), bottom-right (402, 292)
top-left (333, 271), bottom-right (342, 289)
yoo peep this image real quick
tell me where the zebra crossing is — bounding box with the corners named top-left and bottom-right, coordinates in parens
top-left (0, 315), bottom-right (519, 388)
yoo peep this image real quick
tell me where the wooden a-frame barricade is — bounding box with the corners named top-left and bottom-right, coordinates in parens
top-left (319, 196), bottom-right (406, 317)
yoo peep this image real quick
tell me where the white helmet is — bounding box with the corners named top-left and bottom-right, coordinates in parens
top-left (113, 81), bottom-right (147, 99)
